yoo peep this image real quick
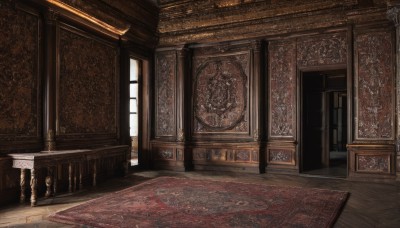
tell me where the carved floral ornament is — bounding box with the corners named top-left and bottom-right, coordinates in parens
top-left (356, 31), bottom-right (393, 139)
top-left (194, 59), bottom-right (247, 130)
top-left (156, 53), bottom-right (176, 137)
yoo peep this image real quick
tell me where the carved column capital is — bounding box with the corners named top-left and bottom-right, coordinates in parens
top-left (251, 40), bottom-right (262, 52)
top-left (253, 128), bottom-right (260, 142)
top-left (387, 7), bottom-right (400, 27)
top-left (45, 8), bottom-right (59, 22)
top-left (177, 128), bottom-right (185, 142)
top-left (176, 47), bottom-right (189, 58)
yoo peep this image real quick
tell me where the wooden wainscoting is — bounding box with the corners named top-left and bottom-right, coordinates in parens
top-left (347, 144), bottom-right (396, 179)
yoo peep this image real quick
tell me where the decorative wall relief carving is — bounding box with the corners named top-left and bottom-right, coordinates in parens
top-left (193, 55), bottom-right (248, 133)
top-left (155, 51), bottom-right (176, 137)
top-left (268, 149), bottom-right (293, 164)
top-left (58, 28), bottom-right (117, 135)
top-left (192, 148), bottom-right (258, 163)
top-left (155, 148), bottom-right (174, 160)
top-left (297, 33), bottom-right (347, 67)
top-left (211, 149), bottom-right (227, 161)
top-left (269, 41), bottom-right (296, 138)
top-left (356, 31), bottom-right (394, 139)
top-left (0, 1), bottom-right (40, 139)
top-left (235, 150), bottom-right (250, 162)
top-left (193, 149), bottom-right (207, 161)
top-left (158, 0), bottom-right (359, 46)
top-left (357, 154), bottom-right (390, 173)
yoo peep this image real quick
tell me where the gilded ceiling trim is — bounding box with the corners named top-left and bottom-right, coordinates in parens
top-left (46, 0), bottom-right (130, 36)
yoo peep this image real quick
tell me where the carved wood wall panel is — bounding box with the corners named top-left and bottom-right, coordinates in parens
top-left (194, 59), bottom-right (247, 131)
top-left (268, 40), bottom-right (296, 138)
top-left (192, 148), bottom-right (258, 163)
top-left (153, 147), bottom-right (175, 160)
top-left (192, 46), bottom-right (250, 135)
top-left (155, 51), bottom-right (176, 137)
top-left (355, 31), bottom-right (394, 140)
top-left (268, 149), bottom-right (295, 165)
top-left (0, 1), bottom-right (41, 141)
top-left (297, 33), bottom-right (347, 67)
top-left (348, 145), bottom-right (395, 176)
top-left (356, 154), bottom-right (390, 173)
top-left (58, 27), bottom-right (118, 136)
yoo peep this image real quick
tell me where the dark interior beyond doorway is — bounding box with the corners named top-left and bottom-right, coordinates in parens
top-left (301, 70), bottom-right (347, 177)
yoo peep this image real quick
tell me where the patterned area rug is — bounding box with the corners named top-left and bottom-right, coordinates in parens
top-left (49, 177), bottom-right (348, 228)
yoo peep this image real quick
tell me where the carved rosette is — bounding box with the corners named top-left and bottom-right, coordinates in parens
top-left (297, 33), bottom-right (347, 67)
top-left (0, 0), bottom-right (40, 138)
top-left (155, 51), bottom-right (176, 137)
top-left (269, 41), bottom-right (296, 138)
top-left (356, 31), bottom-right (394, 139)
top-left (194, 59), bottom-right (247, 131)
top-left (58, 28), bottom-right (117, 135)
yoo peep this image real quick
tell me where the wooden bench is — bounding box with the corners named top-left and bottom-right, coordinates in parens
top-left (8, 145), bottom-right (129, 206)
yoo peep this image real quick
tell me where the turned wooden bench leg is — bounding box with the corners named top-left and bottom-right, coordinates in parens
top-left (45, 167), bottom-right (53, 198)
top-left (30, 169), bottom-right (37, 207)
top-left (20, 169), bottom-right (26, 203)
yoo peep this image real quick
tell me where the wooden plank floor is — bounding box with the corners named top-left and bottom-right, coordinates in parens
top-left (0, 170), bottom-right (399, 227)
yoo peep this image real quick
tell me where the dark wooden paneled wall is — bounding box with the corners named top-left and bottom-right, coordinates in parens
top-left (0, 0), bottom-right (157, 205)
top-left (56, 24), bottom-right (119, 148)
top-left (153, 0), bottom-right (400, 179)
top-left (349, 26), bottom-right (396, 177)
top-left (152, 41), bottom-right (263, 172)
top-left (0, 0), bottom-right (43, 205)
top-left (0, 0), bottom-right (42, 153)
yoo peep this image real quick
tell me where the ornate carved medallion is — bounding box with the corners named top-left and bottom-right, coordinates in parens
top-left (194, 59), bottom-right (247, 130)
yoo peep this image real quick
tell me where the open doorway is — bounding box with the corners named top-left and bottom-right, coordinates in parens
top-left (301, 70), bottom-right (347, 177)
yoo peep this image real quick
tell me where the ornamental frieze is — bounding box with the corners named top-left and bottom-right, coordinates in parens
top-left (297, 33), bottom-right (347, 67)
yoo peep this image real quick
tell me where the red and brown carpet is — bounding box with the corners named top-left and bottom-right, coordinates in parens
top-left (49, 177), bottom-right (348, 228)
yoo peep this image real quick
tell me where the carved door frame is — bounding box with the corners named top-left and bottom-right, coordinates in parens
top-left (298, 65), bottom-right (351, 176)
